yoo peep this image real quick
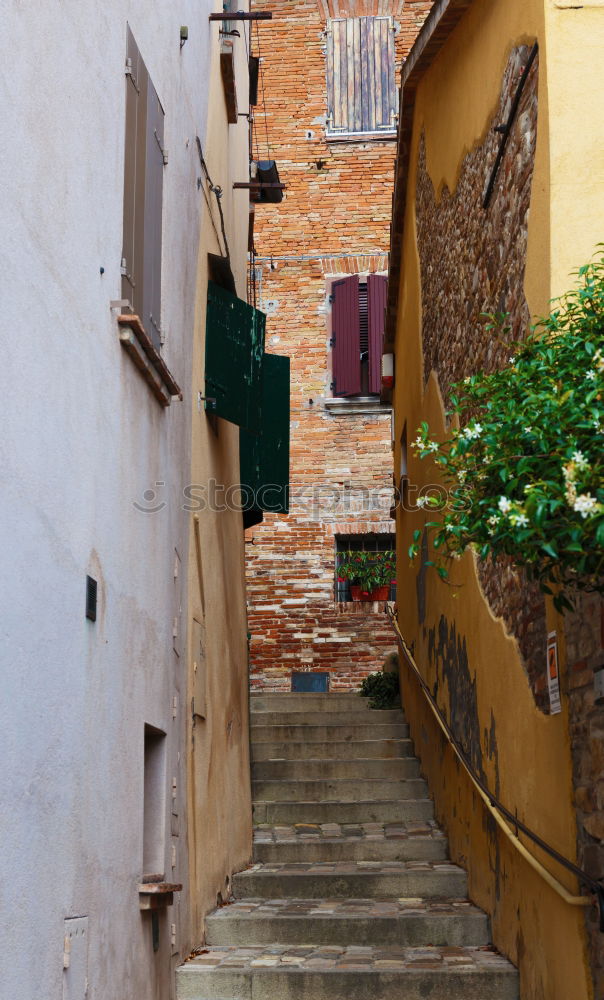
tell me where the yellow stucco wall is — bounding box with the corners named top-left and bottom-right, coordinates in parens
top-left (392, 1), bottom-right (604, 996)
top-left (184, 18), bottom-right (254, 942)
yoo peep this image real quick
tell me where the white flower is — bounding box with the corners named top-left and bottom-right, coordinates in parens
top-left (445, 523), bottom-right (456, 532)
top-left (586, 370), bottom-right (596, 381)
top-left (509, 356), bottom-right (516, 365)
top-left (428, 441), bottom-right (440, 453)
top-left (413, 435), bottom-right (424, 450)
top-left (572, 450), bottom-right (589, 470)
top-left (498, 496), bottom-right (512, 514)
top-left (593, 348), bottom-right (604, 373)
top-left (510, 512), bottom-right (529, 528)
top-left (416, 496), bottom-right (428, 508)
top-left (524, 484), bottom-right (535, 493)
top-left (524, 426), bottom-right (533, 434)
top-left (463, 423), bottom-right (483, 440)
top-left (573, 494), bottom-right (598, 518)
top-left (457, 471), bottom-right (467, 484)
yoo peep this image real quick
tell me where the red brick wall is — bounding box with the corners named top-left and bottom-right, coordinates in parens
top-left (246, 0), bottom-right (433, 691)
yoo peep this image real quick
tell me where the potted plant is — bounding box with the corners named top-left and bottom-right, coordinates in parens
top-left (338, 551), bottom-right (395, 601)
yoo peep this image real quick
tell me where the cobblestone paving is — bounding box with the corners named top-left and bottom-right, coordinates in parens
top-left (212, 898), bottom-right (480, 918)
top-left (188, 944), bottom-right (511, 971)
top-left (253, 821), bottom-right (446, 843)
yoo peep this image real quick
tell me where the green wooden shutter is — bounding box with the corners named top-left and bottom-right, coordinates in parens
top-left (205, 282), bottom-right (266, 432)
top-left (240, 353), bottom-right (290, 518)
top-left (326, 16), bottom-right (396, 136)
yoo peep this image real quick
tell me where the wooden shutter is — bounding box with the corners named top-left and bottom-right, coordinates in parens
top-left (331, 275), bottom-right (361, 397)
top-left (122, 27), bottom-right (148, 318)
top-left (142, 81), bottom-right (165, 350)
top-left (205, 282), bottom-right (266, 432)
top-left (240, 353), bottom-right (290, 518)
top-left (326, 17), bottom-right (396, 135)
top-left (367, 273), bottom-right (388, 394)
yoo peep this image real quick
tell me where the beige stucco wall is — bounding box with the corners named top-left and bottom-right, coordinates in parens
top-left (184, 13), bottom-right (253, 941)
top-left (391, 1), bottom-right (604, 997)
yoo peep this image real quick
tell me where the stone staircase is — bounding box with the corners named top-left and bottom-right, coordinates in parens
top-left (177, 692), bottom-right (519, 1000)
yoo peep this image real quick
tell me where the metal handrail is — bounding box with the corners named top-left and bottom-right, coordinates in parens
top-left (386, 607), bottom-right (604, 928)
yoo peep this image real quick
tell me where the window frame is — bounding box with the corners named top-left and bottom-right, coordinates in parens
top-left (328, 272), bottom-right (388, 400)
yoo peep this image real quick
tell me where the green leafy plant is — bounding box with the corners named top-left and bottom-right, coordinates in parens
top-left (359, 671), bottom-right (400, 709)
top-left (409, 253), bottom-right (604, 611)
top-left (338, 550), bottom-right (396, 592)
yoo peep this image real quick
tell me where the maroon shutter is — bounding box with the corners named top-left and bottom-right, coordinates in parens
top-left (332, 275), bottom-right (361, 397)
top-left (367, 273), bottom-right (387, 394)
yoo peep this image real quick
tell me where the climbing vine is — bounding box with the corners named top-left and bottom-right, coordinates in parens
top-left (409, 254), bottom-right (604, 611)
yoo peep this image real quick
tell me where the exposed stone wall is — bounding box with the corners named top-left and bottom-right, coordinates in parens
top-left (416, 45), bottom-right (539, 407)
top-left (246, 0), bottom-right (433, 690)
top-left (566, 592), bottom-right (604, 998)
top-left (415, 46), bottom-right (548, 705)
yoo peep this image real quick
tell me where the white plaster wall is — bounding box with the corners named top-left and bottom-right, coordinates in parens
top-left (0, 2), bottom-right (237, 998)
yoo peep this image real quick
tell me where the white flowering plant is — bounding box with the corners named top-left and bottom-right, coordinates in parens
top-left (409, 255), bottom-right (604, 611)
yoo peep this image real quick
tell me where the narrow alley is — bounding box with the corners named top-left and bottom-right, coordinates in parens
top-left (2, 0), bottom-right (604, 999)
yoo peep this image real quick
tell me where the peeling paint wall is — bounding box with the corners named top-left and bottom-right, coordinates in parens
top-left (390, 0), bottom-right (604, 996)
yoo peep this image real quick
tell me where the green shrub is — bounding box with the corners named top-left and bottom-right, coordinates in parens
top-left (410, 253), bottom-right (604, 611)
top-left (359, 671), bottom-right (400, 709)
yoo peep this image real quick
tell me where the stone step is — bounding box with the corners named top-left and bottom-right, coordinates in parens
top-left (251, 722), bottom-right (409, 742)
top-left (252, 738), bottom-right (414, 761)
top-left (252, 777), bottom-right (429, 802)
top-left (251, 708), bottom-right (406, 727)
top-left (232, 861), bottom-right (468, 900)
top-left (252, 797), bottom-right (434, 825)
top-left (177, 945), bottom-right (519, 1000)
top-left (252, 756), bottom-right (420, 780)
top-left (252, 823), bottom-right (448, 863)
top-left (205, 898), bottom-right (490, 948)
top-left (250, 693), bottom-right (373, 713)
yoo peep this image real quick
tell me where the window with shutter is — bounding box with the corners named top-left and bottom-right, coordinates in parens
top-left (331, 273), bottom-right (387, 398)
top-left (325, 16), bottom-right (397, 138)
top-left (331, 275), bottom-right (361, 397)
top-left (205, 282), bottom-right (266, 432)
top-left (240, 353), bottom-right (290, 526)
top-left (122, 27), bottom-right (165, 351)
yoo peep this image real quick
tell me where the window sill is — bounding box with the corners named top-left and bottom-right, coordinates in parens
top-left (335, 600), bottom-right (395, 612)
top-left (138, 881), bottom-right (182, 910)
top-left (324, 397), bottom-right (392, 416)
top-left (118, 314), bottom-right (182, 407)
top-left (326, 130), bottom-right (397, 144)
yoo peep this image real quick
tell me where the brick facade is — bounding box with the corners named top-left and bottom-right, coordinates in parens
top-left (415, 46), bottom-right (548, 705)
top-left (246, 0), bottom-right (433, 691)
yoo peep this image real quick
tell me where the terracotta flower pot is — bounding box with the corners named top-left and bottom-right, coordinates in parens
top-left (369, 585), bottom-right (390, 601)
top-left (350, 585), bottom-right (363, 601)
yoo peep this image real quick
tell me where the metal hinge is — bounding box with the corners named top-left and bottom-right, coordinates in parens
top-left (330, 380), bottom-right (336, 392)
top-left (154, 129), bottom-right (168, 165)
top-left (125, 57), bottom-right (139, 92)
top-left (329, 335), bottom-right (336, 347)
top-left (328, 293), bottom-right (335, 304)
